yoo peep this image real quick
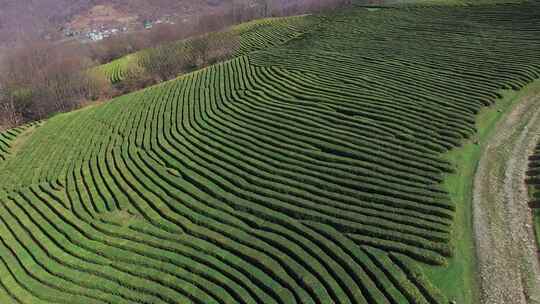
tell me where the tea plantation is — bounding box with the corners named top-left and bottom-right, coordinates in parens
top-left (94, 15), bottom-right (317, 84)
top-left (0, 2), bottom-right (539, 303)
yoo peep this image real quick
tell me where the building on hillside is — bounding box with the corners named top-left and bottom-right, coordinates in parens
top-left (88, 31), bottom-right (104, 41)
top-left (143, 20), bottom-right (153, 29)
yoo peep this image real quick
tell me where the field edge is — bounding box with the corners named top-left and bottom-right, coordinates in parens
top-left (422, 79), bottom-right (540, 304)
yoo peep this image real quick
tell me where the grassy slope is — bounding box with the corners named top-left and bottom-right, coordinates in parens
top-left (424, 79), bottom-right (540, 304)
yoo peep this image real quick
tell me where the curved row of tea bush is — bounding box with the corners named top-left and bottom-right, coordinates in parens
top-left (94, 15), bottom-right (317, 84)
top-left (0, 122), bottom-right (40, 162)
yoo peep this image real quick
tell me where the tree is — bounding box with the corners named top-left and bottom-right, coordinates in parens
top-left (191, 36), bottom-right (210, 66)
top-left (0, 89), bottom-right (23, 129)
top-left (139, 44), bottom-right (188, 82)
top-left (0, 39), bottom-right (109, 126)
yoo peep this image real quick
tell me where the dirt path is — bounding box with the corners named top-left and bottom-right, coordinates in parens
top-left (474, 91), bottom-right (540, 304)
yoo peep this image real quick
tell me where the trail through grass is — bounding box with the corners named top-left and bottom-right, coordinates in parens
top-left (424, 79), bottom-right (540, 304)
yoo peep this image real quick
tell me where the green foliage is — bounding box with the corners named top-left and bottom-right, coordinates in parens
top-left (0, 3), bottom-right (540, 304)
top-left (0, 121), bottom-right (40, 163)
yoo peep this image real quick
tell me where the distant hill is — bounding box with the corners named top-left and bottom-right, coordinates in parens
top-left (0, 0), bottom-right (236, 47)
top-left (0, 0), bottom-right (372, 48)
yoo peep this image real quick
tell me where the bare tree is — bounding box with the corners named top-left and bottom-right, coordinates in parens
top-left (190, 36), bottom-right (210, 67)
top-left (0, 39), bottom-right (110, 126)
top-left (0, 93), bottom-right (23, 129)
top-left (139, 44), bottom-right (188, 82)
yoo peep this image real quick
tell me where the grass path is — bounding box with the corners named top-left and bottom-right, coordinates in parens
top-left (423, 80), bottom-right (540, 304)
top-left (8, 124), bottom-right (41, 155)
top-left (473, 80), bottom-right (540, 304)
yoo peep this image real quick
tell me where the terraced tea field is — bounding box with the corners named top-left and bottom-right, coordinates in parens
top-left (0, 122), bottom-right (41, 162)
top-left (94, 15), bottom-right (317, 84)
top-left (1, 2), bottom-right (540, 304)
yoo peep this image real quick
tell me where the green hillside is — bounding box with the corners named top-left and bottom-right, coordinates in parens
top-left (0, 2), bottom-right (540, 304)
top-left (93, 15), bottom-right (318, 84)
top-left (0, 121), bottom-right (41, 162)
